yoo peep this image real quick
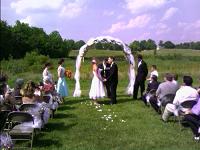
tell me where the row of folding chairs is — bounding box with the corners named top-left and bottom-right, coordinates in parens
top-left (0, 111), bottom-right (34, 149)
top-left (0, 95), bottom-right (61, 149)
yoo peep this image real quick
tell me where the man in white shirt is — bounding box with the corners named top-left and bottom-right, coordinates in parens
top-left (162, 76), bottom-right (199, 122)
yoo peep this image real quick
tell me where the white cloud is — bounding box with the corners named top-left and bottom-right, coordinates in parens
top-left (178, 20), bottom-right (200, 30)
top-left (117, 14), bottom-right (124, 20)
top-left (124, 0), bottom-right (174, 14)
top-left (177, 20), bottom-right (200, 41)
top-left (178, 19), bottom-right (200, 34)
top-left (20, 16), bottom-right (34, 25)
top-left (103, 10), bottom-right (115, 16)
top-left (105, 14), bottom-right (151, 33)
top-left (155, 23), bottom-right (171, 35)
top-left (59, 0), bottom-right (87, 18)
top-left (11, 0), bottom-right (64, 14)
top-left (161, 7), bottom-right (178, 21)
top-left (138, 32), bottom-right (151, 40)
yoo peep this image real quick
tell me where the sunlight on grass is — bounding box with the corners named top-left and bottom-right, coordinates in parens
top-left (1, 49), bottom-right (200, 149)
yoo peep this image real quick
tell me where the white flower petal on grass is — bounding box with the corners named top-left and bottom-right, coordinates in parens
top-left (97, 109), bottom-right (102, 112)
top-left (121, 119), bottom-right (126, 123)
top-left (114, 115), bottom-right (117, 117)
top-left (111, 120), bottom-right (113, 122)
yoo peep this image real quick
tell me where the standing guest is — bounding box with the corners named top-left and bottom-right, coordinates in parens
top-left (57, 58), bottom-right (68, 99)
top-left (43, 62), bottom-right (53, 83)
top-left (104, 56), bottom-right (118, 105)
top-left (162, 76), bottom-right (199, 121)
top-left (149, 73), bottom-right (179, 113)
top-left (98, 58), bottom-right (111, 98)
top-left (147, 65), bottom-right (158, 82)
top-left (133, 54), bottom-right (148, 100)
top-left (89, 59), bottom-right (105, 105)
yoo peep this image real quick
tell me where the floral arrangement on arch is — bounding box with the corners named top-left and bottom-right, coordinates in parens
top-left (65, 69), bottom-right (72, 79)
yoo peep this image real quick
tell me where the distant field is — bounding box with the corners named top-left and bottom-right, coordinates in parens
top-left (69, 49), bottom-right (124, 58)
top-left (1, 49), bottom-right (200, 150)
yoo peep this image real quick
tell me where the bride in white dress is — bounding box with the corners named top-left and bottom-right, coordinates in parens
top-left (89, 59), bottom-right (105, 104)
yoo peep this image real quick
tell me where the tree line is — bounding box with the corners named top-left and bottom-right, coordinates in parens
top-left (1, 20), bottom-right (200, 60)
top-left (0, 20), bottom-right (85, 60)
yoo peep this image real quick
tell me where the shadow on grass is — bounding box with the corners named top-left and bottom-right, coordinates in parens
top-left (43, 122), bottom-right (77, 132)
top-left (64, 99), bottom-right (86, 105)
top-left (33, 137), bottom-right (62, 148)
top-left (58, 105), bottom-right (75, 111)
top-left (97, 97), bottom-right (133, 105)
top-left (54, 113), bottom-right (77, 119)
top-left (117, 97), bottom-right (133, 104)
top-left (15, 122), bottom-right (77, 148)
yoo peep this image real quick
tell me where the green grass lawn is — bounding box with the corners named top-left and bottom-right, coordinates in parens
top-left (1, 49), bottom-right (200, 149)
top-left (31, 95), bottom-right (200, 150)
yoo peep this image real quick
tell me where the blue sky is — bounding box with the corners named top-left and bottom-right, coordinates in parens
top-left (1, 0), bottom-right (200, 44)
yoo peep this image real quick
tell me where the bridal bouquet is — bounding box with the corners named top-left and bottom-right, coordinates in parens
top-left (65, 69), bottom-right (72, 79)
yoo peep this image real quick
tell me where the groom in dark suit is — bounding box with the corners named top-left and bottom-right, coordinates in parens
top-left (104, 56), bottom-right (118, 104)
top-left (133, 54), bottom-right (148, 100)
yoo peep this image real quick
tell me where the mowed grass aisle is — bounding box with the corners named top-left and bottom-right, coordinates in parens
top-left (1, 49), bottom-right (200, 149)
top-left (33, 94), bottom-right (200, 150)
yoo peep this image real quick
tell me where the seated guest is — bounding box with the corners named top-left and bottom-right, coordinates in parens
top-left (21, 81), bottom-right (37, 104)
top-left (20, 81), bottom-right (44, 128)
top-left (0, 73), bottom-right (15, 109)
top-left (43, 76), bottom-right (55, 95)
top-left (14, 78), bottom-right (24, 96)
top-left (0, 80), bottom-right (7, 105)
top-left (149, 73), bottom-right (178, 113)
top-left (147, 65), bottom-right (158, 82)
top-left (162, 76), bottom-right (199, 122)
top-left (149, 73), bottom-right (179, 113)
top-left (43, 76), bottom-right (59, 112)
top-left (172, 73), bottom-right (179, 87)
top-left (181, 97), bottom-right (200, 141)
top-left (142, 75), bottom-right (160, 105)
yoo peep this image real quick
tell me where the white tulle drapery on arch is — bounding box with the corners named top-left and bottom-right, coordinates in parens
top-left (73, 36), bottom-right (135, 97)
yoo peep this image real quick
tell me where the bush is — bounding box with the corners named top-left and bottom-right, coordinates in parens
top-left (23, 51), bottom-right (49, 72)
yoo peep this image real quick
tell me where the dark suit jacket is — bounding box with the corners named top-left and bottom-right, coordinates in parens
top-left (136, 60), bottom-right (148, 82)
top-left (98, 63), bottom-right (110, 78)
top-left (146, 81), bottom-right (160, 93)
top-left (106, 62), bottom-right (118, 84)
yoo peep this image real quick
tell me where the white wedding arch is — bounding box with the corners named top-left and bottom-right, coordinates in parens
top-left (73, 36), bottom-right (135, 97)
